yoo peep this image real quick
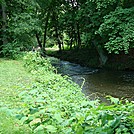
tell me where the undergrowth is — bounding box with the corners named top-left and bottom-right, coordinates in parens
top-left (15, 52), bottom-right (134, 134)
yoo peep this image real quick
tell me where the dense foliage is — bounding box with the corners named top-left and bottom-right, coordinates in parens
top-left (0, 0), bottom-right (134, 60)
top-left (15, 52), bottom-right (134, 133)
top-left (98, 7), bottom-right (134, 54)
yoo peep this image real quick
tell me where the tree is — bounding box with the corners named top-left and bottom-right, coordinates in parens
top-left (0, 0), bottom-right (40, 57)
top-left (98, 7), bottom-right (134, 54)
top-left (0, 0), bottom-right (133, 62)
top-left (0, 0), bottom-right (7, 55)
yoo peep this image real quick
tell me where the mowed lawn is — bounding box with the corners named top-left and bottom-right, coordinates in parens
top-left (0, 58), bottom-right (33, 107)
top-left (0, 58), bottom-right (33, 133)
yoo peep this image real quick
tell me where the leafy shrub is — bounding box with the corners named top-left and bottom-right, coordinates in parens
top-left (1, 41), bottom-right (30, 59)
top-left (17, 52), bottom-right (134, 133)
top-left (1, 41), bottom-right (22, 59)
top-left (23, 51), bottom-right (55, 72)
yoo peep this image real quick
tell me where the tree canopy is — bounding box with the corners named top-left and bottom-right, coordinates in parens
top-left (0, 0), bottom-right (134, 58)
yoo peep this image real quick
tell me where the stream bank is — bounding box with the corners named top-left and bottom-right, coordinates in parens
top-left (46, 47), bottom-right (134, 71)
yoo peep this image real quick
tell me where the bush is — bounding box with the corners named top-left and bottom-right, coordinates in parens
top-left (1, 42), bottom-right (22, 59)
top-left (23, 51), bottom-right (55, 72)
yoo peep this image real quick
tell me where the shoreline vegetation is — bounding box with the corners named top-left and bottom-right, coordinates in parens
top-left (46, 47), bottom-right (134, 71)
top-left (0, 52), bottom-right (134, 133)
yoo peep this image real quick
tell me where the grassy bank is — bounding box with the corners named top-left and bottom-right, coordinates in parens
top-left (0, 58), bottom-right (33, 133)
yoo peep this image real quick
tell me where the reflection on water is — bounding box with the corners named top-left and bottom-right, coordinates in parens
top-left (49, 57), bottom-right (134, 101)
top-left (72, 71), bottom-right (134, 101)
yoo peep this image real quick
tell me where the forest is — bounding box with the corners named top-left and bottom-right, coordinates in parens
top-left (0, 0), bottom-right (134, 133)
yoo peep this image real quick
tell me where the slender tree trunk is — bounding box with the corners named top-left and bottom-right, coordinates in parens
top-left (2, 1), bottom-right (8, 45)
top-left (61, 41), bottom-right (64, 50)
top-left (43, 12), bottom-right (50, 53)
top-left (70, 37), bottom-right (73, 50)
top-left (60, 35), bottom-right (64, 50)
top-left (52, 11), bottom-right (62, 52)
top-left (76, 23), bottom-right (81, 49)
top-left (69, 23), bottom-right (77, 48)
top-left (70, 0), bottom-right (81, 49)
top-left (74, 31), bottom-right (77, 48)
top-left (55, 26), bottom-right (62, 52)
top-left (69, 30), bottom-right (73, 50)
top-left (35, 33), bottom-right (42, 48)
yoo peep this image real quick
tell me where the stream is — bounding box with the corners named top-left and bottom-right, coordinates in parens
top-left (48, 57), bottom-right (134, 101)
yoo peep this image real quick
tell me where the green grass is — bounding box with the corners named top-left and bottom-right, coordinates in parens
top-left (0, 58), bottom-right (34, 107)
top-left (0, 58), bottom-right (33, 133)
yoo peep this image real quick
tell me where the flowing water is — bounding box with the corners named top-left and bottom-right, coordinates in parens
top-left (48, 57), bottom-right (134, 101)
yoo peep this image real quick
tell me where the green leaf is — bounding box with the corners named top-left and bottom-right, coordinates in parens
top-left (110, 117), bottom-right (121, 130)
top-left (76, 126), bottom-right (84, 134)
top-left (131, 129), bottom-right (134, 134)
top-left (29, 108), bottom-right (39, 114)
top-left (45, 125), bottom-right (57, 133)
top-left (34, 125), bottom-right (45, 133)
top-left (53, 113), bottom-right (63, 123)
top-left (86, 115), bottom-right (92, 121)
top-left (107, 96), bottom-right (119, 104)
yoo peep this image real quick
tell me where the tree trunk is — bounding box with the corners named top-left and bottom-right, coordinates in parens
top-left (92, 40), bottom-right (108, 66)
top-left (43, 12), bottom-right (50, 53)
top-left (76, 23), bottom-right (81, 49)
top-left (61, 41), bottom-right (64, 50)
top-left (70, 37), bottom-right (73, 50)
top-left (2, 1), bottom-right (8, 45)
top-left (52, 11), bottom-right (62, 52)
top-left (35, 33), bottom-right (42, 48)
top-left (69, 26), bottom-right (75, 50)
top-left (55, 27), bottom-right (62, 52)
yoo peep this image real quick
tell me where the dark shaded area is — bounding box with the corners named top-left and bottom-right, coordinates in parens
top-left (47, 47), bottom-right (100, 68)
top-left (46, 48), bottom-right (134, 71)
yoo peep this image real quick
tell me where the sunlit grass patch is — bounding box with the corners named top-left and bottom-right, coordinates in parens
top-left (0, 58), bottom-right (34, 107)
top-left (0, 58), bottom-right (34, 133)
